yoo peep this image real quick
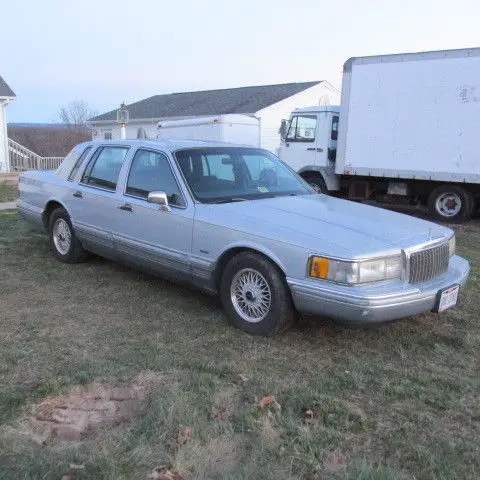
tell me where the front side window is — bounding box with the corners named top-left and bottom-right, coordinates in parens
top-left (81, 146), bottom-right (129, 190)
top-left (175, 147), bottom-right (312, 203)
top-left (286, 115), bottom-right (317, 142)
top-left (126, 149), bottom-right (184, 206)
top-left (68, 146), bottom-right (92, 181)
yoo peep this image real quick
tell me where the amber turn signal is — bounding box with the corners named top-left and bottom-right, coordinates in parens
top-left (309, 256), bottom-right (329, 279)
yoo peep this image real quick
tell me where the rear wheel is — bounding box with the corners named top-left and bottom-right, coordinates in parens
top-left (220, 252), bottom-right (294, 335)
top-left (48, 207), bottom-right (87, 263)
top-left (427, 185), bottom-right (473, 222)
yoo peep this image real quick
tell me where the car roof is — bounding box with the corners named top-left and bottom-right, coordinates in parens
top-left (78, 138), bottom-right (256, 151)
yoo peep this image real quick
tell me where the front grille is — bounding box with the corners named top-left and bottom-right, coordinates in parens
top-left (409, 243), bottom-right (449, 283)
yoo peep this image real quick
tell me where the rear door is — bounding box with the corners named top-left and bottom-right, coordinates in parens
top-left (111, 147), bottom-right (194, 280)
top-left (66, 145), bottom-right (131, 258)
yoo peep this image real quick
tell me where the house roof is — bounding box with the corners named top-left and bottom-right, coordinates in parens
top-left (0, 76), bottom-right (16, 98)
top-left (89, 81), bottom-right (322, 122)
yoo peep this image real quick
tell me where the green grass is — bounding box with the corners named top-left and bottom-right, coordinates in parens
top-left (0, 211), bottom-right (479, 479)
top-left (0, 184), bottom-right (17, 203)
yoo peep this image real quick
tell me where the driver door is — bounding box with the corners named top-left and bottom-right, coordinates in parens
top-left (279, 114), bottom-right (320, 172)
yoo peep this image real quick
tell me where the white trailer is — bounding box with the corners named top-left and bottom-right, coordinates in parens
top-left (279, 47), bottom-right (480, 221)
top-left (156, 114), bottom-right (260, 147)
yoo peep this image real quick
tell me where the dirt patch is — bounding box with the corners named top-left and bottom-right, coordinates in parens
top-left (20, 373), bottom-right (163, 444)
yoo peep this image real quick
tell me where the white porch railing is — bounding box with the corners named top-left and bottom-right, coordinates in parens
top-left (8, 138), bottom-right (64, 171)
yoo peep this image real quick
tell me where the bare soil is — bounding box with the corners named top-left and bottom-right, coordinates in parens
top-left (19, 373), bottom-right (162, 444)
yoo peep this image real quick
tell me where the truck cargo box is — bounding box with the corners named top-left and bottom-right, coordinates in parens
top-left (156, 114), bottom-right (260, 147)
top-left (336, 48), bottom-right (480, 183)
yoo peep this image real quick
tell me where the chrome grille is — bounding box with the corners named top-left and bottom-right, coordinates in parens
top-left (409, 243), bottom-right (449, 283)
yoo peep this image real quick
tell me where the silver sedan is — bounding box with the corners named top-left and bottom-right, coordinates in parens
top-left (18, 140), bottom-right (470, 334)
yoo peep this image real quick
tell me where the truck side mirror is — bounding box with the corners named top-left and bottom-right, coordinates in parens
top-left (279, 119), bottom-right (287, 140)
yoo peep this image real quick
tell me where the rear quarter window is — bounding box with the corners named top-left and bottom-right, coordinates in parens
top-left (68, 146), bottom-right (92, 181)
top-left (55, 144), bottom-right (89, 179)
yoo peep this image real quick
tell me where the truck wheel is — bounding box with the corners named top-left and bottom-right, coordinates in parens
top-left (48, 207), bottom-right (87, 263)
top-left (220, 252), bottom-right (294, 335)
top-left (304, 174), bottom-right (328, 194)
top-left (427, 185), bottom-right (473, 222)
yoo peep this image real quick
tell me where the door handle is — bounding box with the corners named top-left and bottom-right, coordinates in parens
top-left (306, 148), bottom-right (324, 152)
top-left (73, 191), bottom-right (83, 198)
top-left (117, 203), bottom-right (133, 212)
top-left (306, 147), bottom-right (316, 151)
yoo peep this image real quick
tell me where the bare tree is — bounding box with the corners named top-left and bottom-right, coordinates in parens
top-left (58, 100), bottom-right (98, 131)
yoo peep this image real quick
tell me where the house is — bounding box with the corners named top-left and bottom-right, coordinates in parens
top-left (88, 81), bottom-right (340, 153)
top-left (0, 76), bottom-right (16, 172)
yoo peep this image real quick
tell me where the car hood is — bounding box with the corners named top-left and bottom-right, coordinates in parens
top-left (197, 194), bottom-right (452, 258)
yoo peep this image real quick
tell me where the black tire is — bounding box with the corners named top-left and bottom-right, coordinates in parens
top-left (220, 252), bottom-right (294, 335)
top-left (304, 174), bottom-right (328, 194)
top-left (427, 185), bottom-right (473, 223)
top-left (48, 207), bottom-right (87, 263)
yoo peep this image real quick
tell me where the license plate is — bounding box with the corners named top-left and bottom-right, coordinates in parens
top-left (437, 285), bottom-right (459, 312)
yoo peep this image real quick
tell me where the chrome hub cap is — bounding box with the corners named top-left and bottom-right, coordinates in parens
top-left (230, 268), bottom-right (272, 323)
top-left (52, 218), bottom-right (72, 255)
top-left (435, 192), bottom-right (462, 217)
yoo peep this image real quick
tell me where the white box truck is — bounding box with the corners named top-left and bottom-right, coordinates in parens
top-left (156, 114), bottom-right (260, 146)
top-left (278, 47), bottom-right (480, 222)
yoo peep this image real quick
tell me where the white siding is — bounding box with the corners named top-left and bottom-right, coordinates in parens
top-left (255, 82), bottom-right (340, 154)
top-left (0, 101), bottom-right (9, 172)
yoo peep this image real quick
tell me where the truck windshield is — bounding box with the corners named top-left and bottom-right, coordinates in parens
top-left (174, 147), bottom-right (312, 203)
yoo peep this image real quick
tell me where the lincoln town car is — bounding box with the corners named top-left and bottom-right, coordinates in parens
top-left (18, 140), bottom-right (470, 334)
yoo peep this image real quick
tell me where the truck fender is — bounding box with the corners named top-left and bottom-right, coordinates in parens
top-left (297, 166), bottom-right (340, 191)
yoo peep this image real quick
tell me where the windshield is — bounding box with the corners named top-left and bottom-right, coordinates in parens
top-left (174, 147), bottom-right (312, 203)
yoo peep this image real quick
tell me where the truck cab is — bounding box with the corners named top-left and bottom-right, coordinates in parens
top-left (278, 106), bottom-right (340, 192)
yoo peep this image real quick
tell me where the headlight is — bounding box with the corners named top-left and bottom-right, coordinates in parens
top-left (309, 255), bottom-right (403, 285)
top-left (448, 236), bottom-right (455, 257)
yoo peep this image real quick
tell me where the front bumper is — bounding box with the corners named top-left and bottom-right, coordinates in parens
top-left (287, 255), bottom-right (470, 324)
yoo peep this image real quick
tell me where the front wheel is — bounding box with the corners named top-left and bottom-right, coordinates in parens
top-left (427, 185), bottom-right (473, 222)
top-left (220, 252), bottom-right (294, 335)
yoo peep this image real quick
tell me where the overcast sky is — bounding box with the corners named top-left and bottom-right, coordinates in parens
top-left (3, 0), bottom-right (480, 122)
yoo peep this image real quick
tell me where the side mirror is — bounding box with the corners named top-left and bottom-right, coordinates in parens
top-left (147, 191), bottom-right (171, 212)
top-left (279, 119), bottom-right (287, 140)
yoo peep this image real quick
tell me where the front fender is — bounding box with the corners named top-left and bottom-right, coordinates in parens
top-left (215, 240), bottom-right (288, 274)
top-left (298, 166), bottom-right (340, 191)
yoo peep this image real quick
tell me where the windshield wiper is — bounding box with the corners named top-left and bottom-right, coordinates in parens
top-left (212, 197), bottom-right (248, 204)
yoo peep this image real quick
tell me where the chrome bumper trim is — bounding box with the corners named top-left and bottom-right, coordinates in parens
top-left (287, 255), bottom-right (470, 324)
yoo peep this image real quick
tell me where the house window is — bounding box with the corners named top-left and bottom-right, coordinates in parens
top-left (104, 132), bottom-right (113, 140)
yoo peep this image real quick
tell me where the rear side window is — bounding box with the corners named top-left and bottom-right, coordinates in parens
top-left (81, 146), bottom-right (129, 190)
top-left (331, 115), bottom-right (339, 140)
top-left (68, 146), bottom-right (92, 181)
